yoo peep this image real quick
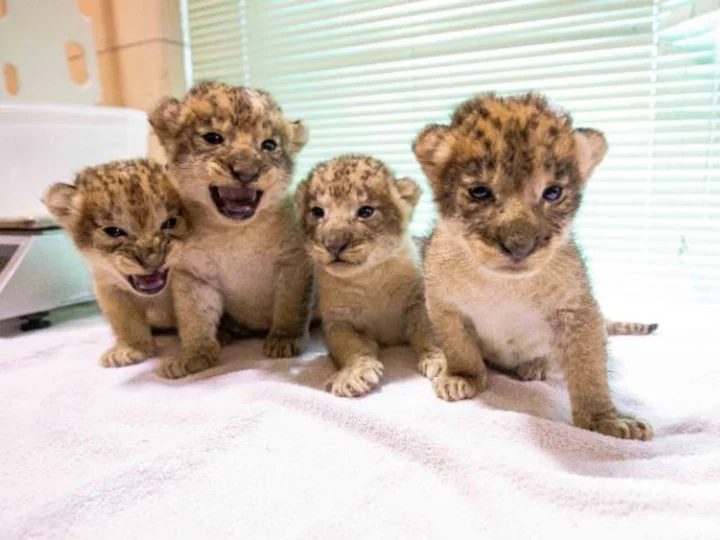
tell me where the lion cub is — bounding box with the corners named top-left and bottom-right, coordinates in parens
top-left (150, 82), bottom-right (312, 379)
top-left (43, 159), bottom-right (189, 368)
top-left (295, 155), bottom-right (445, 397)
top-left (414, 93), bottom-right (653, 440)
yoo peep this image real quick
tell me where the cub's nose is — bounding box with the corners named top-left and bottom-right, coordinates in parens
top-left (137, 253), bottom-right (165, 272)
top-left (498, 238), bottom-right (537, 262)
top-left (230, 167), bottom-right (259, 184)
top-left (324, 240), bottom-right (349, 257)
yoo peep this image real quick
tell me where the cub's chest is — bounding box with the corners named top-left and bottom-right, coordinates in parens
top-left (181, 232), bottom-right (277, 282)
top-left (452, 289), bottom-right (555, 369)
top-left (213, 236), bottom-right (280, 294)
top-left (322, 263), bottom-right (420, 346)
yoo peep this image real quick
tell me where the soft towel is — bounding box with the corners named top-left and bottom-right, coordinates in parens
top-left (1, 307), bottom-right (719, 539)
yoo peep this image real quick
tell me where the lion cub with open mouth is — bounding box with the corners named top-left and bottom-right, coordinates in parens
top-left (150, 82), bottom-right (312, 378)
top-left (44, 159), bottom-right (188, 368)
top-left (414, 93), bottom-right (653, 440)
top-left (295, 155), bottom-right (445, 397)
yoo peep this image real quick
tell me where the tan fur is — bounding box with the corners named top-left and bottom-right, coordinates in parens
top-left (149, 82), bottom-right (312, 378)
top-left (295, 155), bottom-right (444, 397)
top-left (414, 93), bottom-right (652, 440)
top-left (43, 159), bottom-right (188, 367)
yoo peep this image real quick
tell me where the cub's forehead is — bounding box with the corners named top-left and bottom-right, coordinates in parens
top-left (307, 156), bottom-right (393, 201)
top-left (179, 82), bottom-right (284, 130)
top-left (449, 93), bottom-right (576, 165)
top-left (75, 160), bottom-right (178, 221)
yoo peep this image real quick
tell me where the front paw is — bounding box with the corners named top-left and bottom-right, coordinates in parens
top-left (417, 349), bottom-right (445, 380)
top-left (433, 372), bottom-right (485, 401)
top-left (263, 332), bottom-right (306, 358)
top-left (157, 343), bottom-right (219, 379)
top-left (577, 412), bottom-right (654, 441)
top-left (100, 344), bottom-right (151, 368)
top-left (326, 358), bottom-right (384, 398)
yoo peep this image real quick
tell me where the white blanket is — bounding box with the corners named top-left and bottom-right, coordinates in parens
top-left (1, 308), bottom-right (719, 539)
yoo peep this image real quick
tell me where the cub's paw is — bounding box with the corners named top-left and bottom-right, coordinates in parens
top-left (515, 357), bottom-right (551, 382)
top-left (263, 333), bottom-right (306, 358)
top-left (417, 349), bottom-right (445, 380)
top-left (326, 358), bottom-right (384, 398)
top-left (433, 372), bottom-right (484, 402)
top-left (158, 344), bottom-right (219, 379)
top-left (100, 345), bottom-right (151, 368)
top-left (578, 412), bottom-right (654, 441)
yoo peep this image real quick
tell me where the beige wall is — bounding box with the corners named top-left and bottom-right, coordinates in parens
top-left (72, 0), bottom-right (187, 159)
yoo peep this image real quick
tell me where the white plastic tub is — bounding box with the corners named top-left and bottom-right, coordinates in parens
top-left (0, 103), bottom-right (148, 219)
top-left (0, 103), bottom-right (149, 323)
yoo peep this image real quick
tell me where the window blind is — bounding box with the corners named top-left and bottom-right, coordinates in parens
top-left (184, 0), bottom-right (719, 310)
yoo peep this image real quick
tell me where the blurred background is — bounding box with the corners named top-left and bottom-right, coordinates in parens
top-left (0, 0), bottom-right (718, 325)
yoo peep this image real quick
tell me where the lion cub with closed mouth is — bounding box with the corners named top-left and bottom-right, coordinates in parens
top-left (295, 155), bottom-right (445, 397)
top-left (150, 82), bottom-right (313, 379)
top-left (44, 159), bottom-right (188, 369)
top-left (414, 93), bottom-right (653, 440)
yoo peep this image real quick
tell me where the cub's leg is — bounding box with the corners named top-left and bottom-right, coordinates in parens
top-left (159, 271), bottom-right (222, 379)
top-left (558, 307), bottom-right (653, 440)
top-left (263, 260), bottom-right (313, 358)
top-left (324, 320), bottom-right (382, 398)
top-left (426, 295), bottom-right (487, 401)
top-left (405, 296), bottom-right (445, 381)
top-left (96, 286), bottom-right (154, 368)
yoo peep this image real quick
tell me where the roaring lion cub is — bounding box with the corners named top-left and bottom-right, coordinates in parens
top-left (150, 82), bottom-right (313, 378)
top-left (295, 155), bottom-right (445, 397)
top-left (414, 92), bottom-right (653, 440)
top-left (43, 159), bottom-right (189, 368)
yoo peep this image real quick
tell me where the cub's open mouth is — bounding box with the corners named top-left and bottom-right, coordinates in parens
top-left (128, 269), bottom-right (169, 295)
top-left (210, 186), bottom-right (263, 220)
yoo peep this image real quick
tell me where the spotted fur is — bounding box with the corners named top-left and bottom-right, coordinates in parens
top-left (295, 155), bottom-right (444, 396)
top-left (43, 159), bottom-right (188, 368)
top-left (415, 93), bottom-right (653, 440)
top-left (149, 82), bottom-right (312, 378)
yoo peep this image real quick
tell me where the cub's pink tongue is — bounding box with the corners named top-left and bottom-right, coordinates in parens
top-left (134, 273), bottom-right (164, 289)
top-left (129, 270), bottom-right (168, 294)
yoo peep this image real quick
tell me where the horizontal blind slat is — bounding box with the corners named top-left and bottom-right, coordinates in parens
top-left (186, 0), bottom-right (720, 303)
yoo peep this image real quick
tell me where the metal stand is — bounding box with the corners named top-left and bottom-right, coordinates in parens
top-left (19, 311), bottom-right (52, 332)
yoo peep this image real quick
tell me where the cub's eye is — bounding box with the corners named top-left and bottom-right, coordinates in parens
top-left (202, 132), bottom-right (224, 145)
top-left (310, 206), bottom-right (325, 218)
top-left (160, 217), bottom-right (177, 230)
top-left (357, 206), bottom-right (375, 218)
top-left (103, 227), bottom-right (127, 238)
top-left (469, 186), bottom-right (493, 201)
top-left (261, 139), bottom-right (278, 152)
top-left (542, 185), bottom-right (564, 202)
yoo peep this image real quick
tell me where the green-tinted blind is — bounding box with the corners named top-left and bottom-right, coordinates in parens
top-left (184, 0), bottom-right (719, 309)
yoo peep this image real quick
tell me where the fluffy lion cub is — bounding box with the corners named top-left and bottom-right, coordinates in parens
top-left (295, 155), bottom-right (445, 397)
top-left (150, 82), bottom-right (312, 378)
top-left (43, 159), bottom-right (188, 368)
top-left (414, 93), bottom-right (653, 440)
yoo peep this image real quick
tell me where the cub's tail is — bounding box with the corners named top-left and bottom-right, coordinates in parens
top-left (606, 320), bottom-right (658, 336)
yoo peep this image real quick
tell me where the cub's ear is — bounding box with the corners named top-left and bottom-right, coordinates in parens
top-left (149, 96), bottom-right (182, 142)
top-left (412, 124), bottom-right (456, 188)
top-left (573, 128), bottom-right (608, 182)
top-left (43, 183), bottom-right (81, 226)
top-left (395, 177), bottom-right (421, 209)
top-left (287, 120), bottom-right (309, 157)
top-left (293, 180), bottom-right (308, 215)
